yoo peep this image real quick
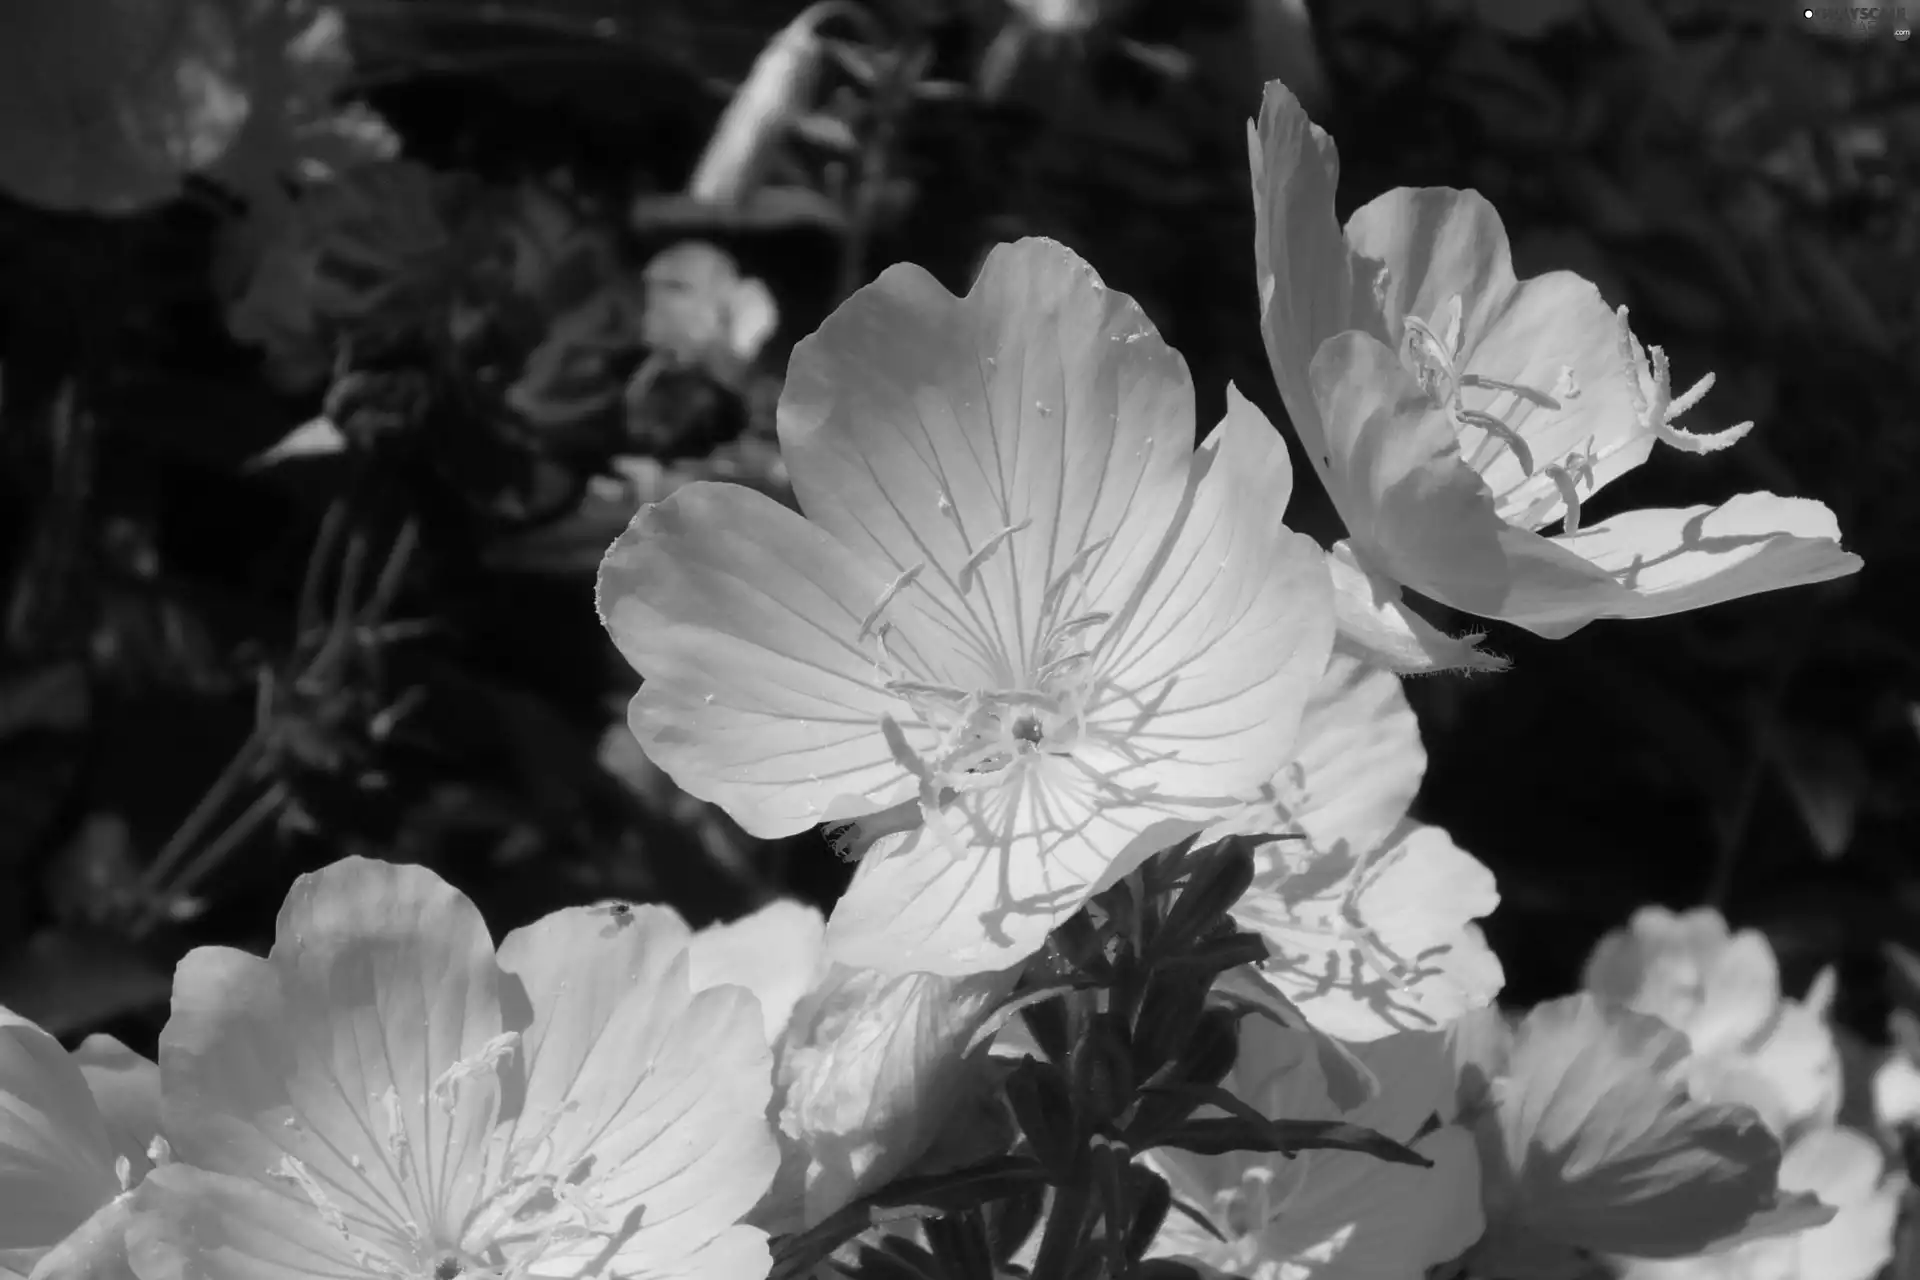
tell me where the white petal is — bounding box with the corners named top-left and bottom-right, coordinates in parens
top-left (126, 1166), bottom-right (369, 1280)
top-left (0, 1010), bottom-right (120, 1280)
top-left (778, 237), bottom-right (1195, 682)
top-left (1238, 823), bottom-right (1504, 1041)
top-left (70, 1036), bottom-right (160, 1186)
top-left (1507, 493), bottom-right (1862, 635)
top-left (1088, 386), bottom-right (1333, 799)
top-left (597, 481), bottom-right (940, 837)
top-left (823, 764), bottom-right (1195, 976)
top-left (688, 901), bottom-right (829, 1044)
top-left (1324, 541), bottom-right (1510, 675)
top-left (158, 858), bottom-right (505, 1250)
top-left (495, 905), bottom-right (779, 1268)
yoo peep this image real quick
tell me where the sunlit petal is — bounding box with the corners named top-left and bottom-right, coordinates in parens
top-left (1238, 824), bottom-right (1504, 1041)
top-left (1513, 494), bottom-right (1863, 634)
top-left (1088, 386), bottom-right (1333, 799)
top-left (1324, 541), bottom-right (1509, 674)
top-left (0, 1011), bottom-right (121, 1280)
top-left (598, 481), bottom-right (937, 837)
top-left (70, 1036), bottom-right (160, 1186)
top-left (779, 237), bottom-right (1196, 682)
top-left (495, 906), bottom-right (779, 1276)
top-left (159, 858), bottom-right (506, 1253)
top-left (687, 901), bottom-right (829, 1045)
top-left (1248, 80), bottom-right (1385, 490)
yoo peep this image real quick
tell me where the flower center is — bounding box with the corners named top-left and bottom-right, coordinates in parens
top-left (1401, 295), bottom-right (1752, 536)
top-left (271, 1034), bottom-right (644, 1280)
top-left (856, 512), bottom-right (1120, 836)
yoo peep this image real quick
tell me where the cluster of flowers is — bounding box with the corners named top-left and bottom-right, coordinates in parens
top-left (2, 83), bottom-right (1884, 1280)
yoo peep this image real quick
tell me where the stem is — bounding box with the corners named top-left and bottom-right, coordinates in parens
top-left (1029, 1182), bottom-right (1092, 1280)
top-left (136, 731), bottom-right (266, 903)
top-left (138, 785), bottom-right (290, 937)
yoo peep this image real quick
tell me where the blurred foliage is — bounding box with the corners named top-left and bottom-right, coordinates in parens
top-left (0, 0), bottom-right (1915, 1075)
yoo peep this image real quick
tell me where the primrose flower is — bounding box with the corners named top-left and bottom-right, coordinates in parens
top-left (1199, 651), bottom-right (1504, 1040)
top-left (128, 857), bottom-right (779, 1280)
top-left (684, 901), bottom-right (1016, 1231)
top-left (1460, 994), bottom-right (1829, 1279)
top-left (1617, 1125), bottom-right (1901, 1280)
top-left (1149, 1020), bottom-right (1485, 1279)
top-left (1584, 906), bottom-right (1842, 1136)
top-left (2, 1013), bottom-right (161, 1280)
top-left (1249, 82), bottom-right (1861, 670)
top-left (598, 237), bottom-right (1334, 976)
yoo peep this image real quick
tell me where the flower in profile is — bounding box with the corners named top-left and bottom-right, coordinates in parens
top-left (1149, 1020), bottom-right (1485, 1279)
top-left (1584, 906), bottom-right (1841, 1137)
top-left (1617, 1125), bottom-right (1901, 1280)
top-left (1461, 994), bottom-right (1829, 1279)
top-left (1, 1013), bottom-right (161, 1280)
top-left (1249, 81), bottom-right (1861, 672)
top-left (128, 857), bottom-right (779, 1280)
top-left (598, 237), bottom-right (1334, 976)
top-left (683, 901), bottom-right (1017, 1231)
top-left (1200, 652), bottom-right (1504, 1040)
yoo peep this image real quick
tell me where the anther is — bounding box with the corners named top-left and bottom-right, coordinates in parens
top-left (1455, 408), bottom-right (1536, 475)
top-left (858, 563), bottom-right (925, 641)
top-left (1041, 537), bottom-right (1110, 617)
top-left (957, 519), bottom-right (1031, 593)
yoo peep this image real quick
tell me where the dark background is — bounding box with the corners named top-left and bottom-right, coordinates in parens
top-left (0, 0), bottom-right (1913, 1064)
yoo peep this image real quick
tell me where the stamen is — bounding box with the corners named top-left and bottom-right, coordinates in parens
top-left (1617, 306), bottom-right (1754, 455)
top-left (1035, 651), bottom-right (1093, 684)
top-left (1454, 408), bottom-right (1536, 475)
top-left (1544, 464), bottom-right (1585, 535)
top-left (1438, 293), bottom-right (1464, 358)
top-left (1050, 611), bottom-right (1111, 644)
top-left (884, 679), bottom-right (974, 703)
top-left (1401, 314), bottom-right (1460, 403)
top-left (880, 714), bottom-right (932, 781)
top-left (1459, 372), bottom-right (1561, 411)
top-left (1041, 537), bottom-right (1110, 618)
top-left (858, 563), bottom-right (926, 641)
top-left (430, 1032), bottom-right (518, 1109)
top-left (956, 519), bottom-right (1032, 593)
top-left (378, 1087), bottom-right (410, 1168)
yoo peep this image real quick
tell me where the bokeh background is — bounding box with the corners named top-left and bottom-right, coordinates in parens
top-left (0, 0), bottom-right (1914, 1086)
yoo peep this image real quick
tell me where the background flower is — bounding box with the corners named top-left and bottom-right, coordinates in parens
top-left (1250, 82), bottom-right (1861, 667)
top-left (1149, 1020), bottom-right (1484, 1279)
top-left (1201, 652), bottom-right (1504, 1040)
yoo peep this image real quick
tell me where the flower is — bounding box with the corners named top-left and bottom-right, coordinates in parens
top-left (1, 1011), bottom-right (161, 1280)
top-left (1584, 906), bottom-right (1842, 1137)
top-left (685, 900), bottom-right (1018, 1231)
top-left (597, 237), bottom-right (1334, 976)
top-left (1199, 652), bottom-right (1504, 1040)
top-left (1149, 1021), bottom-right (1485, 1280)
top-left (128, 857), bottom-right (779, 1280)
top-left (1460, 994), bottom-right (1828, 1279)
top-left (1617, 1125), bottom-right (1902, 1280)
top-left (1249, 81), bottom-right (1861, 671)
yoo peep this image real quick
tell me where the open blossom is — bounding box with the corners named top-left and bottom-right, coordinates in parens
top-left (684, 901), bottom-right (1016, 1231)
top-left (1249, 81), bottom-right (1861, 672)
top-left (2, 1013), bottom-right (161, 1280)
top-left (1457, 994), bottom-right (1828, 1279)
top-left (1199, 652), bottom-right (1503, 1041)
top-left (1618, 1125), bottom-right (1901, 1280)
top-left (128, 857), bottom-right (779, 1280)
top-left (598, 236), bottom-right (1333, 976)
top-left (1149, 1021), bottom-right (1484, 1280)
top-left (1584, 906), bottom-right (1841, 1137)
